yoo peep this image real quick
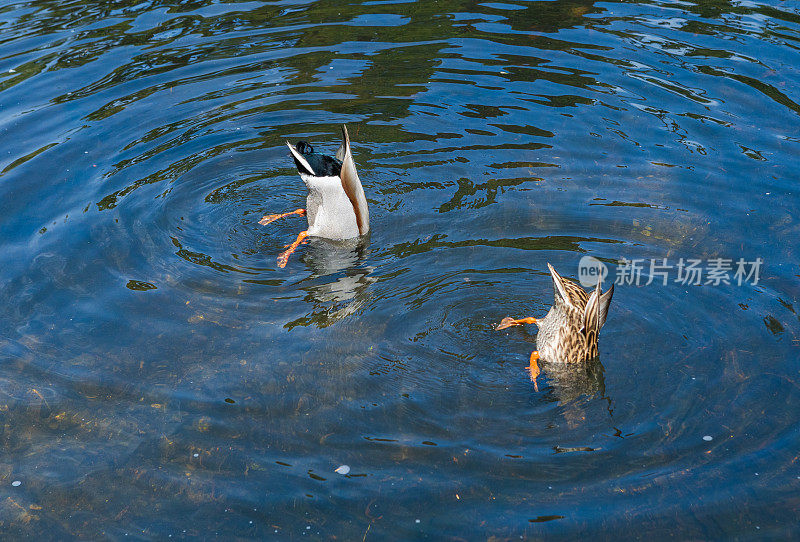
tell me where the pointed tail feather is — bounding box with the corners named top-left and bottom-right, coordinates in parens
top-left (598, 283), bottom-right (614, 329)
top-left (581, 279), bottom-right (602, 338)
top-left (547, 263), bottom-right (570, 306)
top-left (338, 124), bottom-right (370, 236)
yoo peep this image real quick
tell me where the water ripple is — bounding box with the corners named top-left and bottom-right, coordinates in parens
top-left (0, 0), bottom-right (799, 538)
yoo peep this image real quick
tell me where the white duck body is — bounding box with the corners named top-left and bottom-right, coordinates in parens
top-left (301, 173), bottom-right (359, 239)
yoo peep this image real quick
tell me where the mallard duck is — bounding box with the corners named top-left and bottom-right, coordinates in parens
top-left (260, 124), bottom-right (369, 268)
top-left (496, 263), bottom-right (614, 390)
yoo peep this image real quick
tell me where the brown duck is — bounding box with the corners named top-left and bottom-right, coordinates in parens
top-left (496, 263), bottom-right (614, 390)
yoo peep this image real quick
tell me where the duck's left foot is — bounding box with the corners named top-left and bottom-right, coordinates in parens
top-left (528, 351), bottom-right (541, 392)
top-left (259, 208), bottom-right (306, 226)
top-left (496, 316), bottom-right (537, 330)
top-left (277, 230), bottom-right (309, 268)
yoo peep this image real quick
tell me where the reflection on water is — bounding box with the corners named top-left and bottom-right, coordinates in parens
top-left (543, 358), bottom-right (610, 430)
top-left (287, 238), bottom-right (376, 329)
top-left (1, 0), bottom-right (800, 538)
top-left (545, 358), bottom-right (607, 404)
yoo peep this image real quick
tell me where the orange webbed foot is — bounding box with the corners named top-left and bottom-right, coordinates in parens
top-left (282, 239), bottom-right (309, 249)
top-left (495, 316), bottom-right (537, 330)
top-left (528, 351), bottom-right (541, 392)
top-left (259, 208), bottom-right (306, 226)
top-left (277, 230), bottom-right (309, 268)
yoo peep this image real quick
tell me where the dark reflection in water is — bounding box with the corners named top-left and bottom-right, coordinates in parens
top-left (545, 358), bottom-right (607, 404)
top-left (286, 238), bottom-right (376, 329)
top-left (1, 0), bottom-right (800, 538)
top-left (502, 323), bottom-right (611, 425)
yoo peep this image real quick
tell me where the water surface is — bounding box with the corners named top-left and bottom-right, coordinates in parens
top-left (1, 0), bottom-right (799, 538)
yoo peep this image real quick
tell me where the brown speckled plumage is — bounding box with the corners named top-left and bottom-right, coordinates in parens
top-left (535, 263), bottom-right (614, 364)
top-left (497, 263), bottom-right (615, 372)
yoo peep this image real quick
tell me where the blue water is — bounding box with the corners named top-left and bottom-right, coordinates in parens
top-left (1, 0), bottom-right (799, 538)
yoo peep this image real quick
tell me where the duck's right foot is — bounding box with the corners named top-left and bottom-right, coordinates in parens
top-left (277, 230), bottom-right (309, 268)
top-left (528, 351), bottom-right (541, 392)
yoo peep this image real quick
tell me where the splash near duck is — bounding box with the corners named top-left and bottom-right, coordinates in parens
top-left (496, 263), bottom-right (614, 390)
top-left (260, 124), bottom-right (369, 268)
